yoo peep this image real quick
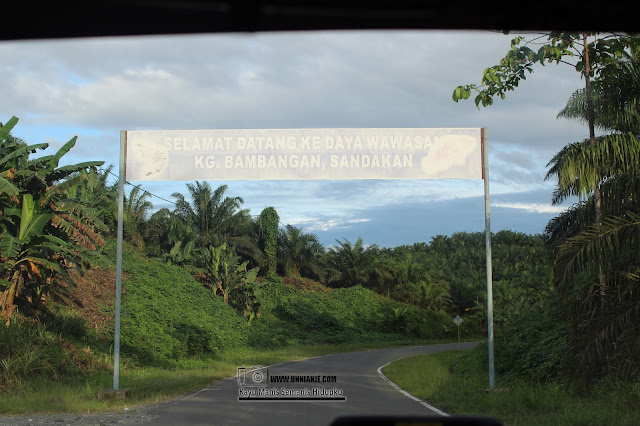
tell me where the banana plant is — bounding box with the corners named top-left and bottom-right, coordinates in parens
top-left (162, 240), bottom-right (198, 268)
top-left (0, 116), bottom-right (104, 323)
top-left (0, 193), bottom-right (67, 322)
top-left (199, 243), bottom-right (259, 304)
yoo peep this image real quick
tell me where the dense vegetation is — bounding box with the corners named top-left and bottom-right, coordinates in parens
top-left (454, 32), bottom-right (640, 389)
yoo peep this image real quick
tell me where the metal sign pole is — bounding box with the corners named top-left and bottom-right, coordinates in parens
top-left (113, 130), bottom-right (126, 390)
top-left (482, 128), bottom-right (495, 390)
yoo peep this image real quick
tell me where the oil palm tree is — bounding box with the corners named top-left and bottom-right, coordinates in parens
top-left (277, 224), bottom-right (324, 279)
top-left (546, 43), bottom-right (640, 281)
top-left (123, 185), bottom-right (153, 249)
top-left (545, 45), bottom-right (640, 382)
top-left (326, 237), bottom-right (384, 288)
top-left (171, 182), bottom-right (260, 264)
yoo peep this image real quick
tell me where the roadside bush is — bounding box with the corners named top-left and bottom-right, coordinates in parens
top-left (494, 294), bottom-right (566, 383)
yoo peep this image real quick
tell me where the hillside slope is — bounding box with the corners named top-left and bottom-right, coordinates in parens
top-left (77, 242), bottom-right (460, 364)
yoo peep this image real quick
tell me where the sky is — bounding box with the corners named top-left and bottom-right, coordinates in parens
top-left (0, 30), bottom-right (589, 248)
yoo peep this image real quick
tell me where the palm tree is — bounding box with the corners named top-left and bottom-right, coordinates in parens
top-left (277, 225), bottom-right (324, 279)
top-left (326, 238), bottom-right (383, 288)
top-left (552, 211), bottom-right (640, 381)
top-left (123, 185), bottom-right (153, 249)
top-left (546, 43), bottom-right (640, 291)
top-left (557, 44), bottom-right (640, 135)
top-left (545, 46), bottom-right (640, 382)
top-left (171, 182), bottom-right (260, 263)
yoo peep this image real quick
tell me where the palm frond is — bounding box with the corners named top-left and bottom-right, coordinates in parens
top-left (544, 173), bottom-right (640, 248)
top-left (554, 211), bottom-right (640, 291)
top-left (567, 281), bottom-right (640, 381)
top-left (558, 48), bottom-right (640, 134)
top-left (546, 134), bottom-right (640, 203)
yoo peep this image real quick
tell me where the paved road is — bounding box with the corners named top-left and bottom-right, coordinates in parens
top-left (0, 341), bottom-right (480, 426)
top-left (142, 341), bottom-right (480, 426)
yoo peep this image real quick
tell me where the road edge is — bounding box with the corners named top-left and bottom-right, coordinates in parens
top-left (376, 361), bottom-right (450, 417)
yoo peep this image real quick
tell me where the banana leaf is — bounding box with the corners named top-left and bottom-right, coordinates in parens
top-left (0, 116), bottom-right (19, 142)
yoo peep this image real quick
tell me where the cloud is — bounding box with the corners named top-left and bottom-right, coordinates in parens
top-left (288, 216), bottom-right (371, 232)
top-left (0, 31), bottom-right (589, 248)
top-left (492, 202), bottom-right (566, 214)
top-left (2, 32), bottom-right (586, 141)
top-left (494, 149), bottom-right (535, 170)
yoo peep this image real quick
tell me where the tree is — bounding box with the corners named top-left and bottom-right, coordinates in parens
top-left (142, 207), bottom-right (173, 257)
top-left (548, 43), bottom-right (640, 237)
top-left (453, 32), bottom-right (640, 290)
top-left (543, 47), bottom-right (640, 382)
top-left (277, 224), bottom-right (324, 279)
top-left (123, 185), bottom-right (153, 249)
top-left (388, 249), bottom-right (453, 312)
top-left (171, 182), bottom-right (259, 262)
top-left (63, 164), bottom-right (117, 235)
top-left (557, 45), bottom-right (640, 134)
top-left (326, 238), bottom-right (383, 288)
top-left (552, 210), bottom-right (640, 382)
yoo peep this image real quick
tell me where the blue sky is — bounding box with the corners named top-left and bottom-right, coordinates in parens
top-left (0, 30), bottom-right (588, 248)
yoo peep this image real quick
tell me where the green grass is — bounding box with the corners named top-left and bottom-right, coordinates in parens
top-left (382, 348), bottom-right (640, 426)
top-left (0, 338), bottom-right (455, 416)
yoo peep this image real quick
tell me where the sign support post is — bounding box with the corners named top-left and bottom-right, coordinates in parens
top-left (113, 130), bottom-right (126, 390)
top-left (482, 128), bottom-right (495, 390)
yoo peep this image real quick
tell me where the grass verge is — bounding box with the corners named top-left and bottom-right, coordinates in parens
top-left (382, 348), bottom-right (640, 426)
top-left (0, 338), bottom-right (461, 416)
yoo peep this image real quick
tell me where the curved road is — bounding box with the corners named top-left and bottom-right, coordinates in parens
top-left (0, 341), bottom-right (480, 426)
top-left (142, 341), bottom-right (480, 426)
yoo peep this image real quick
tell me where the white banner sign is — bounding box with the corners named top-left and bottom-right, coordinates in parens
top-left (125, 128), bottom-right (484, 181)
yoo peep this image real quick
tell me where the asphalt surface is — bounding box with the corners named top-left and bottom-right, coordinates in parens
top-left (0, 341), bottom-right (481, 426)
top-left (143, 341), bottom-right (480, 426)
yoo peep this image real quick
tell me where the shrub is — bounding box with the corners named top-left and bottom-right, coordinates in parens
top-left (494, 295), bottom-right (566, 383)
